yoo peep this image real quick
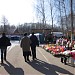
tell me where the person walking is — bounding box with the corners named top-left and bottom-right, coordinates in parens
top-left (20, 33), bottom-right (31, 62)
top-left (0, 33), bottom-right (11, 64)
top-left (30, 32), bottom-right (39, 60)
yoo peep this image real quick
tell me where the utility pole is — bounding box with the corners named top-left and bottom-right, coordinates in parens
top-left (71, 0), bottom-right (73, 43)
top-left (42, 0), bottom-right (45, 34)
top-left (63, 0), bottom-right (68, 37)
top-left (70, 0), bottom-right (74, 66)
top-left (50, 0), bottom-right (53, 34)
top-left (59, 1), bottom-right (64, 35)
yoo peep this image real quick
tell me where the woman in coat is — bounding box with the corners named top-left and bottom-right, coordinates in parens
top-left (20, 33), bottom-right (31, 62)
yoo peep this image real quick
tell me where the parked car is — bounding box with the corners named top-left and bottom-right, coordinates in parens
top-left (10, 35), bottom-right (21, 41)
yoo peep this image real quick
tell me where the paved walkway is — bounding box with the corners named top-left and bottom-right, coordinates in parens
top-left (0, 45), bottom-right (75, 75)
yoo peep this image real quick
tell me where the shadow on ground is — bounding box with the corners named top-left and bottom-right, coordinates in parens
top-left (27, 59), bottom-right (74, 75)
top-left (2, 60), bottom-right (24, 75)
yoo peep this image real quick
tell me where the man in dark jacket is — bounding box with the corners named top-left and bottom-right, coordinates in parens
top-left (30, 32), bottom-right (39, 60)
top-left (0, 33), bottom-right (11, 64)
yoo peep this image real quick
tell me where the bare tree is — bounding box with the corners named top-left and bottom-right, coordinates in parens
top-left (35, 0), bottom-right (46, 30)
top-left (47, 0), bottom-right (55, 33)
top-left (54, 0), bottom-right (68, 35)
top-left (1, 16), bottom-right (9, 33)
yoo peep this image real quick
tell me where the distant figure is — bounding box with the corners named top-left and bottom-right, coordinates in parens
top-left (53, 36), bottom-right (57, 44)
top-left (0, 33), bottom-right (11, 64)
top-left (20, 33), bottom-right (31, 62)
top-left (30, 32), bottom-right (39, 60)
top-left (61, 55), bottom-right (67, 65)
top-left (61, 40), bottom-right (72, 65)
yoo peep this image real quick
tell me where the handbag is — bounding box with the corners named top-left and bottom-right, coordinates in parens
top-left (7, 42), bottom-right (11, 46)
top-left (6, 41), bottom-right (11, 46)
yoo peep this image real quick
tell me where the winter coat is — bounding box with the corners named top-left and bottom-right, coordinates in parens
top-left (0, 36), bottom-right (11, 48)
top-left (30, 35), bottom-right (39, 47)
top-left (20, 36), bottom-right (31, 52)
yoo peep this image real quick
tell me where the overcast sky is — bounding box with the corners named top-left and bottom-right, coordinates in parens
top-left (0, 0), bottom-right (37, 25)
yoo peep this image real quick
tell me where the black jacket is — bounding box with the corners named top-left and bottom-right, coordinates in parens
top-left (0, 36), bottom-right (11, 48)
top-left (30, 35), bottom-right (39, 47)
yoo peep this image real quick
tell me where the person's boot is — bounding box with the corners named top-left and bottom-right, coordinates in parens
top-left (27, 57), bottom-right (29, 61)
top-left (27, 56), bottom-right (30, 61)
top-left (61, 57), bottom-right (63, 63)
top-left (24, 56), bottom-right (27, 62)
top-left (64, 57), bottom-right (67, 65)
top-left (1, 59), bottom-right (3, 65)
